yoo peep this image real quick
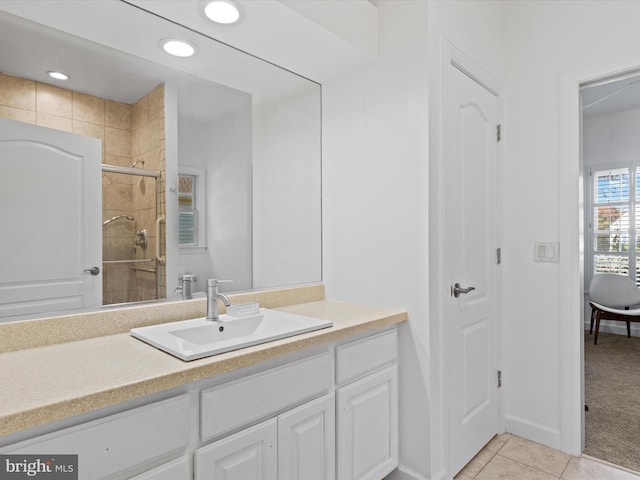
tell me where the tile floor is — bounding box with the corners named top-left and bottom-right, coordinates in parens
top-left (454, 434), bottom-right (640, 480)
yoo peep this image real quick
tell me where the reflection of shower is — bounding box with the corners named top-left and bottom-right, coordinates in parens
top-left (102, 162), bottom-right (160, 306)
top-left (103, 214), bottom-right (135, 227)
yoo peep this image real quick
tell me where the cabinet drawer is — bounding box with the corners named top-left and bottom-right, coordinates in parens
top-left (2, 395), bottom-right (190, 479)
top-left (336, 329), bottom-right (397, 385)
top-left (201, 351), bottom-right (332, 442)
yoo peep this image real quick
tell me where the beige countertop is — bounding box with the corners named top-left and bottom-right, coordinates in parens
top-left (0, 296), bottom-right (407, 438)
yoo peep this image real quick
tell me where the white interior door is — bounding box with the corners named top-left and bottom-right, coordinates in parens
top-left (0, 117), bottom-right (102, 319)
top-left (444, 63), bottom-right (500, 476)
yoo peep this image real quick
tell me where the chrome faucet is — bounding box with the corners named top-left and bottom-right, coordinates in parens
top-left (206, 279), bottom-right (231, 321)
top-left (175, 274), bottom-right (196, 300)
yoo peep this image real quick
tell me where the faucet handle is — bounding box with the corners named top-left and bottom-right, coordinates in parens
top-left (206, 279), bottom-right (233, 288)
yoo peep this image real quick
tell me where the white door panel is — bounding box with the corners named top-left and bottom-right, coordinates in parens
top-left (0, 117), bottom-right (101, 319)
top-left (445, 64), bottom-right (499, 475)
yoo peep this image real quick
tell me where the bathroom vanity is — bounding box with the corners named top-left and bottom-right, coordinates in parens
top-left (0, 286), bottom-right (406, 480)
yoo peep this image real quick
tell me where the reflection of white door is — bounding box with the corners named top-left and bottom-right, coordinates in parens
top-left (444, 62), bottom-right (499, 475)
top-left (0, 118), bottom-right (101, 319)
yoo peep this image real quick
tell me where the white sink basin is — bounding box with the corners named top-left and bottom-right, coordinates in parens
top-left (130, 308), bottom-right (333, 361)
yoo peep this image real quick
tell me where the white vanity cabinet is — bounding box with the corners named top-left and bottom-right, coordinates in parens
top-left (195, 393), bottom-right (335, 480)
top-left (0, 395), bottom-right (191, 480)
top-left (278, 393), bottom-right (336, 480)
top-left (197, 351), bottom-right (335, 480)
top-left (336, 330), bottom-right (399, 480)
top-left (1, 326), bottom-right (399, 480)
top-left (195, 419), bottom-right (278, 480)
top-left (129, 456), bottom-right (191, 480)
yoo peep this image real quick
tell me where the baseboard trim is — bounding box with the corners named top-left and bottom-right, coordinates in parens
top-left (583, 320), bottom-right (640, 337)
top-left (385, 464), bottom-right (431, 480)
top-left (505, 415), bottom-right (561, 450)
top-left (428, 467), bottom-right (447, 480)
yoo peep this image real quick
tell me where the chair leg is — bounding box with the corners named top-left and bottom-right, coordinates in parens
top-left (590, 307), bottom-right (595, 334)
top-left (627, 321), bottom-right (631, 338)
top-left (594, 310), bottom-right (601, 345)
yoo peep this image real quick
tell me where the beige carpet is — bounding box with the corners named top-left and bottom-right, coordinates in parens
top-left (584, 331), bottom-right (640, 473)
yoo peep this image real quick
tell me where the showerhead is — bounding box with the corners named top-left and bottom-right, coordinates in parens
top-left (103, 214), bottom-right (135, 227)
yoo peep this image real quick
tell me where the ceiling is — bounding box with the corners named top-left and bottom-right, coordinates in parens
top-left (0, 9), bottom-right (250, 123)
top-left (582, 72), bottom-right (640, 118)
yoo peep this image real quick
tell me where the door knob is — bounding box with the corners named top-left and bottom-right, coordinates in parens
top-left (451, 282), bottom-right (475, 298)
top-left (84, 266), bottom-right (100, 276)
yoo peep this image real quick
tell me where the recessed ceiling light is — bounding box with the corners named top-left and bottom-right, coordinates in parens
top-left (203, 0), bottom-right (242, 24)
top-left (47, 71), bottom-right (69, 81)
top-left (160, 39), bottom-right (197, 58)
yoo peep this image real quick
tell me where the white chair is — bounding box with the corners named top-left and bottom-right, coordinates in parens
top-left (589, 273), bottom-right (640, 344)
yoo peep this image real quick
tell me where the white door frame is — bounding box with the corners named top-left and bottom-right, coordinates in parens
top-left (559, 56), bottom-right (640, 456)
top-left (436, 40), bottom-right (503, 478)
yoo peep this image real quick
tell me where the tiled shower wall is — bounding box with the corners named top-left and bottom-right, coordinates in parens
top-left (0, 72), bottom-right (166, 304)
top-left (130, 85), bottom-right (167, 302)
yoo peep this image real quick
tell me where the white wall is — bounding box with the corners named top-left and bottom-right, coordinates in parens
top-left (584, 109), bottom-right (640, 167)
top-left (177, 105), bottom-right (253, 293)
top-left (176, 117), bottom-right (215, 293)
top-left (252, 86), bottom-right (322, 289)
top-left (503, 0), bottom-right (640, 451)
top-left (322, 1), bottom-right (430, 477)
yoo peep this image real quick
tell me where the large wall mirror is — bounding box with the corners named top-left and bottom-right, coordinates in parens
top-left (0, 1), bottom-right (321, 322)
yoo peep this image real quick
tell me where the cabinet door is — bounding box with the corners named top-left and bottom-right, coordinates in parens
top-left (129, 456), bottom-right (190, 480)
top-left (337, 366), bottom-right (398, 480)
top-left (195, 419), bottom-right (277, 480)
top-left (278, 393), bottom-right (335, 480)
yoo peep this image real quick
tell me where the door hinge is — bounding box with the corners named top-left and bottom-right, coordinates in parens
top-left (497, 124), bottom-right (502, 142)
top-left (497, 248), bottom-right (502, 265)
top-left (497, 370), bottom-right (502, 388)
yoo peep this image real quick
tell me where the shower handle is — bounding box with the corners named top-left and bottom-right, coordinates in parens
top-left (84, 266), bottom-right (100, 276)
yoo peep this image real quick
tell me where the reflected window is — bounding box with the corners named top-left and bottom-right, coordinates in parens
top-left (178, 168), bottom-right (206, 248)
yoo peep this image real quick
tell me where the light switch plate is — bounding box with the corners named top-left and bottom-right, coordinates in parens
top-left (534, 241), bottom-right (559, 263)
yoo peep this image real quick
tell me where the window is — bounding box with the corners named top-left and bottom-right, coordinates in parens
top-left (178, 167), bottom-right (206, 249)
top-left (589, 165), bottom-right (640, 285)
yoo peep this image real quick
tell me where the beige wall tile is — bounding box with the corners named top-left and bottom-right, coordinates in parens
top-left (0, 105), bottom-right (36, 124)
top-left (73, 91), bottom-right (105, 125)
top-left (131, 95), bottom-right (148, 131)
top-left (138, 146), bottom-right (164, 171)
top-left (105, 154), bottom-right (132, 167)
top-left (104, 181), bottom-right (133, 211)
top-left (105, 100), bottom-right (131, 130)
top-left (149, 115), bottom-right (165, 149)
top-left (148, 84), bottom-right (164, 121)
top-left (73, 120), bottom-right (105, 142)
top-left (103, 217), bottom-right (136, 239)
top-left (0, 73), bottom-right (35, 110)
top-left (105, 127), bottom-right (132, 157)
top-left (36, 113), bottom-right (72, 132)
top-left (37, 83), bottom-right (72, 118)
top-left (132, 124), bottom-right (152, 157)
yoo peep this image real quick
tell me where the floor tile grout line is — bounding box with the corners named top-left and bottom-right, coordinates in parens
top-left (492, 452), bottom-right (569, 479)
top-left (559, 455), bottom-right (573, 480)
top-left (471, 449), bottom-right (498, 478)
